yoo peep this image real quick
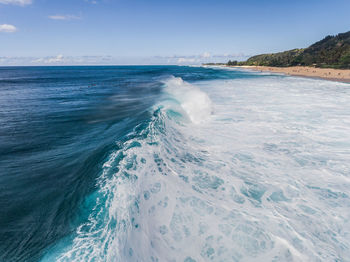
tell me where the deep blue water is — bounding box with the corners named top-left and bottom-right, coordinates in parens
top-left (0, 66), bottom-right (249, 261)
top-left (1, 66), bottom-right (350, 262)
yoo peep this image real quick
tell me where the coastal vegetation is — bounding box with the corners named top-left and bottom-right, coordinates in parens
top-left (230, 31), bottom-right (350, 69)
top-left (203, 62), bottom-right (226, 66)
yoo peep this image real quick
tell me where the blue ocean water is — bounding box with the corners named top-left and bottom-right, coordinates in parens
top-left (0, 66), bottom-right (350, 262)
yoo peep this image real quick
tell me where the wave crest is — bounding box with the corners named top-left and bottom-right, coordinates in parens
top-left (162, 76), bottom-right (212, 124)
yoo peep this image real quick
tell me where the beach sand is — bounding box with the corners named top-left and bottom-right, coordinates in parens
top-left (232, 66), bottom-right (350, 83)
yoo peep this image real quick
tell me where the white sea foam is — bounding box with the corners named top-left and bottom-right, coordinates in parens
top-left (43, 74), bottom-right (350, 262)
top-left (163, 76), bottom-right (212, 124)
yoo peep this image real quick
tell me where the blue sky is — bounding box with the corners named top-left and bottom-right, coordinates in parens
top-left (0, 0), bottom-right (349, 65)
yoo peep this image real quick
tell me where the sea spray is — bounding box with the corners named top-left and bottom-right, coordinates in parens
top-left (163, 76), bottom-right (213, 124)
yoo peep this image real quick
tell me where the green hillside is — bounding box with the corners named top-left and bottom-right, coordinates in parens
top-left (229, 31), bottom-right (350, 68)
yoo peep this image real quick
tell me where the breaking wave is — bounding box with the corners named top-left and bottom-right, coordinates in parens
top-left (42, 74), bottom-right (350, 262)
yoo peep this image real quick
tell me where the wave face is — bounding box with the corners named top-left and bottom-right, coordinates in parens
top-left (1, 66), bottom-right (350, 262)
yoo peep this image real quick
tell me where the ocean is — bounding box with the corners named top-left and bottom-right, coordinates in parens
top-left (0, 66), bottom-right (350, 262)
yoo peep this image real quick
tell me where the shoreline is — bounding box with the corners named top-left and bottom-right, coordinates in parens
top-left (227, 65), bottom-right (350, 83)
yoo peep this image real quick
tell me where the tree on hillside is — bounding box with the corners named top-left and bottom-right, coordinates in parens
top-left (227, 60), bottom-right (238, 66)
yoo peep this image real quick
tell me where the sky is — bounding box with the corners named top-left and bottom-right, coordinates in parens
top-left (0, 0), bottom-right (350, 65)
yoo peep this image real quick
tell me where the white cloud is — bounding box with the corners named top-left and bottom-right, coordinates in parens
top-left (0, 55), bottom-right (112, 65)
top-left (177, 57), bottom-right (197, 63)
top-left (201, 52), bottom-right (211, 58)
top-left (0, 24), bottom-right (17, 33)
top-left (48, 15), bottom-right (81, 21)
top-left (0, 53), bottom-right (250, 66)
top-left (32, 54), bottom-right (64, 64)
top-left (48, 54), bottom-right (64, 63)
top-left (85, 0), bottom-right (97, 4)
top-left (0, 0), bottom-right (31, 6)
top-left (31, 58), bottom-right (43, 63)
top-left (154, 53), bottom-right (251, 65)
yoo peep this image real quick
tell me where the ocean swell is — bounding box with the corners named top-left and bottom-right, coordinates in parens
top-left (42, 74), bottom-right (350, 262)
top-left (41, 76), bottom-right (215, 261)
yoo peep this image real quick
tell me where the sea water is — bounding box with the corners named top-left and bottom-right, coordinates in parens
top-left (0, 66), bottom-right (350, 262)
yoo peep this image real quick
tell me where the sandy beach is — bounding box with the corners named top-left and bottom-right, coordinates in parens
top-left (231, 66), bottom-right (350, 83)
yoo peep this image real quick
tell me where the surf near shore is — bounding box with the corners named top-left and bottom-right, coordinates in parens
top-left (230, 65), bottom-right (350, 83)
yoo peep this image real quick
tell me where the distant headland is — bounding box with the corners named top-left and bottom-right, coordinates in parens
top-left (206, 30), bottom-right (350, 68)
top-left (204, 31), bottom-right (350, 82)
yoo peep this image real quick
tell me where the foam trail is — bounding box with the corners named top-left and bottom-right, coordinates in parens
top-left (42, 75), bottom-right (350, 262)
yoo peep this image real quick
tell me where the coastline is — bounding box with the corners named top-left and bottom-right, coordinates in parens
top-left (227, 65), bottom-right (350, 83)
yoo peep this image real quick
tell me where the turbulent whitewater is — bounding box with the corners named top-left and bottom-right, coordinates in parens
top-left (1, 66), bottom-right (350, 262)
